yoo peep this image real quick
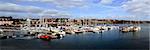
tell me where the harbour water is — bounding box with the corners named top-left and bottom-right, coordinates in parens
top-left (0, 24), bottom-right (149, 50)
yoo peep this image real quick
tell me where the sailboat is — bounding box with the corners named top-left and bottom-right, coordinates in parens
top-left (64, 28), bottom-right (75, 34)
top-left (21, 17), bottom-right (51, 32)
top-left (120, 20), bottom-right (141, 32)
top-left (129, 20), bottom-right (141, 32)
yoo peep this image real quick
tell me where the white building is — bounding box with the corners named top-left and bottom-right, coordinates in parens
top-left (0, 17), bottom-right (13, 26)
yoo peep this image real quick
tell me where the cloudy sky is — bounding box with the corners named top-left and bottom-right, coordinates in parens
top-left (0, 0), bottom-right (149, 21)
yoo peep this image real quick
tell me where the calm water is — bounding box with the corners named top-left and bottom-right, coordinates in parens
top-left (0, 24), bottom-right (149, 50)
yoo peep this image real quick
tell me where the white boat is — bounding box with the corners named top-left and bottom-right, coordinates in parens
top-left (51, 28), bottom-right (66, 37)
top-left (58, 31), bottom-right (66, 36)
top-left (113, 26), bottom-right (120, 29)
top-left (83, 27), bottom-right (94, 32)
top-left (96, 26), bottom-right (107, 30)
top-left (92, 27), bottom-right (100, 33)
top-left (120, 26), bottom-right (141, 32)
top-left (65, 29), bottom-right (75, 34)
top-left (73, 29), bottom-right (83, 33)
top-left (21, 27), bottom-right (50, 32)
top-left (102, 26), bottom-right (109, 30)
top-left (120, 27), bottom-right (130, 32)
top-left (0, 29), bottom-right (3, 32)
top-left (130, 26), bottom-right (141, 32)
top-left (0, 33), bottom-right (4, 38)
top-left (107, 26), bottom-right (117, 30)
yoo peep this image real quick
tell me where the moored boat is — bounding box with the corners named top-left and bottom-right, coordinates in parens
top-left (120, 26), bottom-right (141, 32)
top-left (65, 29), bottom-right (75, 34)
top-left (92, 27), bottom-right (100, 33)
top-left (120, 26), bottom-right (130, 32)
top-left (130, 26), bottom-right (141, 32)
top-left (0, 29), bottom-right (3, 32)
top-left (74, 29), bottom-right (83, 33)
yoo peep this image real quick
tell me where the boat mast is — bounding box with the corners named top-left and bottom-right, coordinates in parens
top-left (27, 17), bottom-right (31, 27)
top-left (39, 12), bottom-right (43, 27)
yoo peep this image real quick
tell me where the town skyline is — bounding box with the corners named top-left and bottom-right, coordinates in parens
top-left (1, 16), bottom-right (150, 21)
top-left (0, 0), bottom-right (149, 21)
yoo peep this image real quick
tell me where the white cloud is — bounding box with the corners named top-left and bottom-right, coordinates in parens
top-left (41, 10), bottom-right (59, 14)
top-left (0, 2), bottom-right (72, 18)
top-left (17, 0), bottom-right (87, 8)
top-left (0, 2), bottom-right (43, 13)
top-left (122, 0), bottom-right (150, 17)
top-left (39, 10), bottom-right (71, 18)
top-left (0, 12), bottom-right (37, 18)
top-left (100, 0), bottom-right (113, 5)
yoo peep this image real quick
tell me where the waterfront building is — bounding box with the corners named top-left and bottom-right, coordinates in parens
top-left (30, 19), bottom-right (41, 27)
top-left (67, 19), bottom-right (112, 26)
top-left (44, 18), bottom-right (69, 27)
top-left (0, 16), bottom-right (148, 27)
top-left (0, 16), bottom-right (13, 26)
top-left (67, 19), bottom-right (81, 25)
top-left (12, 19), bottom-right (26, 27)
top-left (96, 19), bottom-right (112, 24)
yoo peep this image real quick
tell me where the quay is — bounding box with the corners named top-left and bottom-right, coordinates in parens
top-left (1, 29), bottom-right (20, 32)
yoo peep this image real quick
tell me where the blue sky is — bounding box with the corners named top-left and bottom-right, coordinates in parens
top-left (0, 0), bottom-right (149, 21)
